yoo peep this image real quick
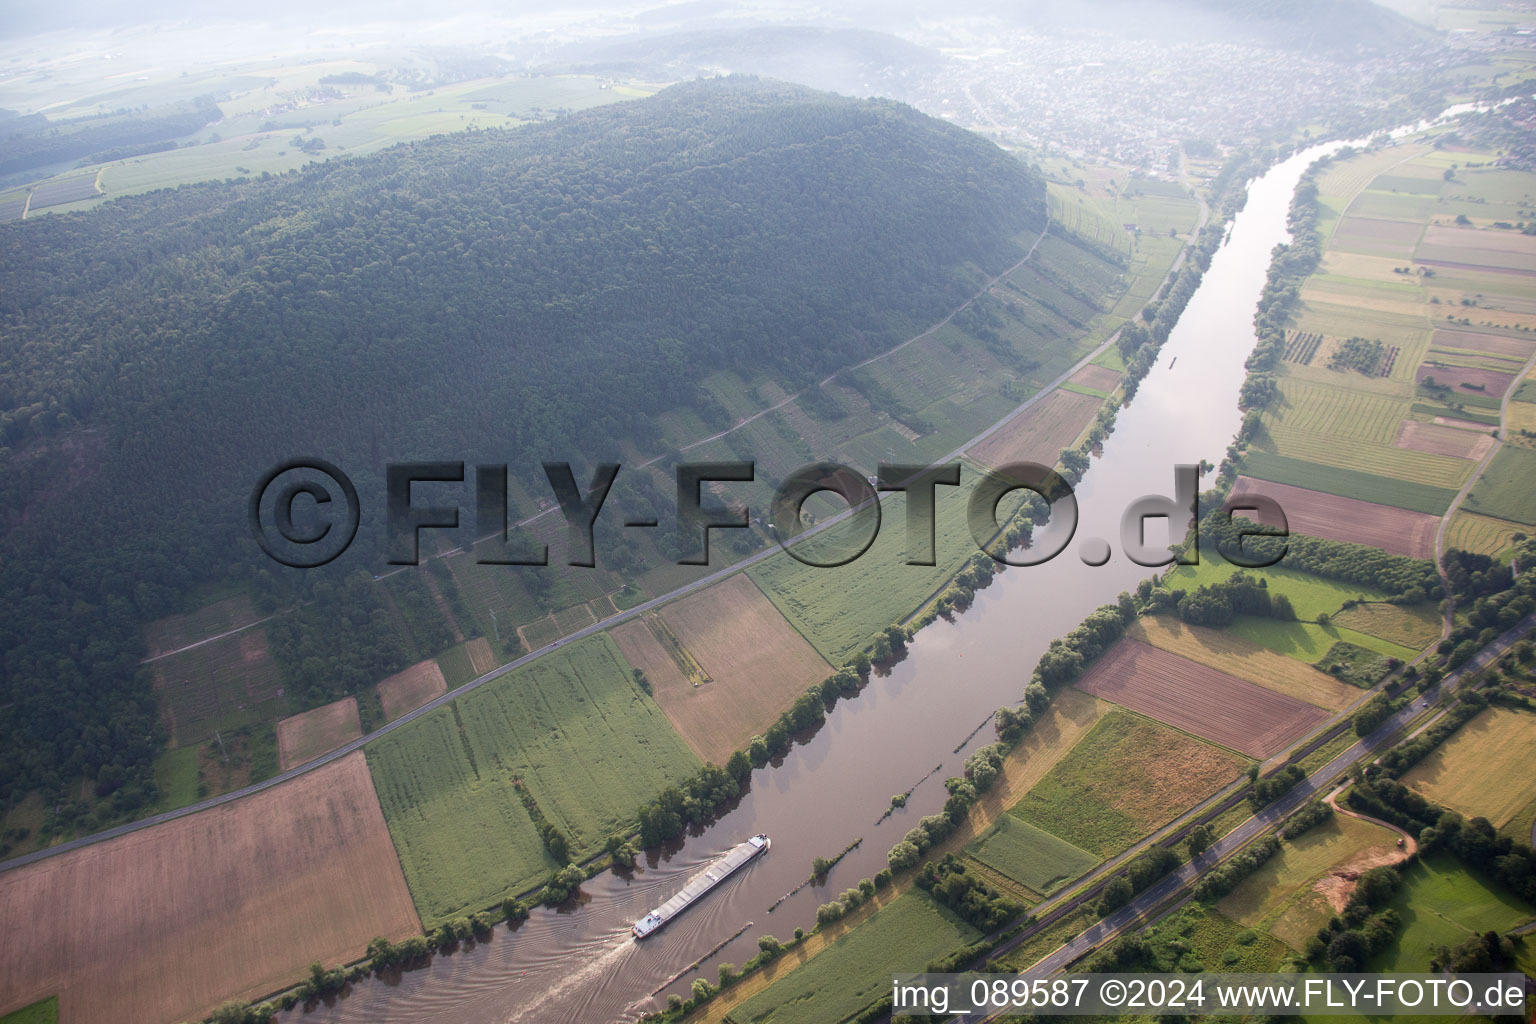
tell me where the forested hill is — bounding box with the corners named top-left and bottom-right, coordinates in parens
top-left (0, 77), bottom-right (1044, 806)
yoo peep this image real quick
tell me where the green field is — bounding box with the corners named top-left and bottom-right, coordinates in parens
top-left (1464, 444), bottom-right (1536, 526)
top-left (747, 485), bottom-right (981, 663)
top-left (1010, 713), bottom-right (1248, 858)
top-left (1223, 615), bottom-right (1419, 664)
top-left (0, 998), bottom-right (56, 1024)
top-left (967, 815), bottom-right (1100, 894)
top-left (1166, 559), bottom-right (1389, 621)
top-left (150, 744), bottom-right (201, 811)
top-left (367, 635), bottom-right (700, 924)
top-left (1164, 558), bottom-right (1423, 662)
top-left (1369, 854), bottom-right (1535, 971)
top-left (729, 892), bottom-right (979, 1024)
top-left (1240, 451), bottom-right (1458, 515)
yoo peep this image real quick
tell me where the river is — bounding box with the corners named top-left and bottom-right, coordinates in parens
top-left (295, 123), bottom-right (1405, 1024)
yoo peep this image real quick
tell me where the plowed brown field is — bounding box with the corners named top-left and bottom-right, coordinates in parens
top-left (1227, 477), bottom-right (1439, 558)
top-left (1394, 420), bottom-right (1494, 461)
top-left (0, 752), bottom-right (419, 1024)
top-left (1074, 639), bottom-right (1330, 758)
top-left (276, 696), bottom-right (362, 770)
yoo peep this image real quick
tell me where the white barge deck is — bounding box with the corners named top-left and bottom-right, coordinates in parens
top-left (633, 833), bottom-right (769, 938)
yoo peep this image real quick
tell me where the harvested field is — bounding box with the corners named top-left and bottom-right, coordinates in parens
top-left (275, 696), bottom-right (361, 770)
top-left (1394, 420), bottom-right (1494, 460)
top-left (1402, 708), bottom-right (1536, 828)
top-left (377, 660), bottom-right (448, 724)
top-left (1227, 476), bottom-right (1439, 559)
top-left (1011, 710), bottom-right (1248, 857)
top-left (1067, 364), bottom-right (1120, 393)
top-left (968, 388), bottom-right (1101, 469)
top-left (1444, 511), bottom-right (1526, 558)
top-left (0, 753), bottom-right (419, 1024)
top-left (1416, 361), bottom-right (1515, 394)
top-left (1432, 329), bottom-right (1536, 360)
top-left (149, 626), bottom-right (284, 747)
top-left (1128, 617), bottom-right (1360, 711)
top-left (1330, 602), bottom-right (1444, 650)
top-left (634, 574), bottom-right (830, 764)
top-left (1074, 639), bottom-right (1331, 758)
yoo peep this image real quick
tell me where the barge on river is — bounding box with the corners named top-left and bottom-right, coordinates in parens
top-left (632, 834), bottom-right (770, 939)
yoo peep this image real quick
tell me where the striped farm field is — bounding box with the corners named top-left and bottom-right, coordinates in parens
top-left (1227, 475), bottom-right (1441, 557)
top-left (1237, 454), bottom-right (1456, 518)
top-left (1261, 380), bottom-right (1473, 491)
top-left (1127, 617), bottom-right (1361, 711)
top-left (967, 816), bottom-right (1099, 895)
top-left (1073, 640), bottom-right (1330, 759)
top-left (1444, 510), bottom-right (1527, 557)
top-left (1330, 602), bottom-right (1444, 651)
top-left (1401, 709), bottom-right (1536, 828)
top-left (367, 634), bottom-right (700, 923)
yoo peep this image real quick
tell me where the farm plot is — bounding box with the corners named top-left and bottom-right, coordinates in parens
top-left (1465, 445), bottom-right (1536, 526)
top-left (148, 625), bottom-right (284, 747)
top-left (1067, 363), bottom-right (1121, 393)
top-left (275, 696), bottom-right (361, 770)
top-left (1127, 617), bottom-right (1360, 711)
top-left (1433, 329), bottom-right (1536, 360)
top-left (1073, 640), bottom-right (1330, 759)
top-left (0, 194), bottom-right (26, 222)
top-left (1444, 510), bottom-right (1526, 557)
top-left (1010, 711), bottom-right (1248, 857)
top-left (1415, 360), bottom-right (1515, 393)
top-left (1221, 813), bottom-right (1403, 950)
top-left (378, 659), bottom-right (448, 721)
top-left (1401, 708), bottom-right (1536, 828)
top-left (967, 388), bottom-right (1102, 469)
top-left (1329, 215), bottom-right (1423, 258)
top-left (25, 175), bottom-right (100, 210)
top-left (628, 574), bottom-right (831, 764)
top-left (747, 486), bottom-right (978, 664)
top-left (1227, 476), bottom-right (1441, 557)
top-left (1394, 419), bottom-right (1494, 460)
top-left (1261, 380), bottom-right (1471, 491)
top-left (0, 752), bottom-right (419, 1024)
top-left (367, 634), bottom-right (700, 923)
top-left (1330, 602), bottom-right (1443, 651)
top-left (1417, 224), bottom-right (1536, 273)
top-left (967, 816), bottom-right (1099, 895)
top-left (1368, 854), bottom-right (1534, 971)
top-left (729, 891), bottom-right (978, 1024)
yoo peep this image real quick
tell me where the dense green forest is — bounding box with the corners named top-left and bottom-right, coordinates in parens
top-left (0, 78), bottom-right (1044, 812)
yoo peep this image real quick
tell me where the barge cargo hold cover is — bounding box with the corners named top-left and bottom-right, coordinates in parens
top-left (632, 834), bottom-right (770, 938)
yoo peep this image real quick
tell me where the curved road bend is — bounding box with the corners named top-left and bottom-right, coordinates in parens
top-left (0, 200), bottom-right (1218, 876)
top-left (948, 612), bottom-right (1536, 1022)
